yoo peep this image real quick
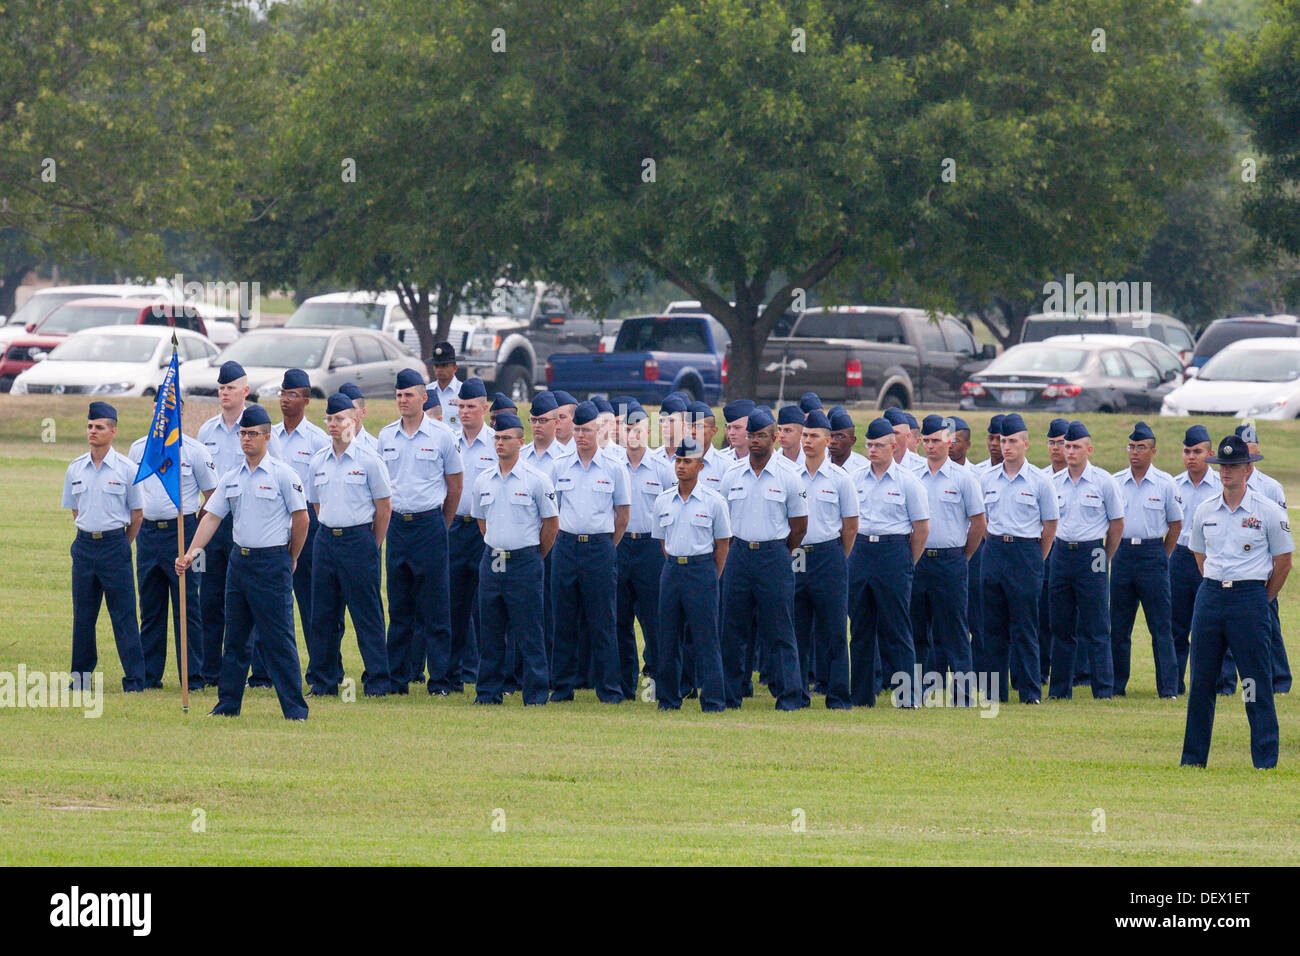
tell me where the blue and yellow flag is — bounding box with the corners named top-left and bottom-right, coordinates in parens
top-left (133, 336), bottom-right (183, 511)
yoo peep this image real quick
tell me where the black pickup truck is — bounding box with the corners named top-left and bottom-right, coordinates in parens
top-left (747, 306), bottom-right (995, 407)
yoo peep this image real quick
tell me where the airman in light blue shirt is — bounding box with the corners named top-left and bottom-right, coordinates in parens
top-left (1113, 464), bottom-right (1181, 542)
top-left (64, 447), bottom-right (145, 531)
top-left (1054, 462), bottom-right (1124, 543)
top-left (308, 440), bottom-right (392, 528)
top-left (270, 417), bottom-right (329, 486)
top-left (801, 458), bottom-right (859, 545)
top-left (854, 458), bottom-right (929, 536)
top-left (1174, 467), bottom-right (1221, 548)
top-left (128, 433), bottom-right (217, 520)
top-left (625, 445), bottom-right (677, 535)
top-left (916, 456), bottom-right (984, 549)
top-left (554, 446), bottom-right (632, 534)
top-left (1191, 488), bottom-right (1294, 581)
top-left (455, 424), bottom-right (498, 516)
top-left (378, 415), bottom-right (461, 514)
top-left (207, 454), bottom-right (308, 548)
top-left (654, 479), bottom-right (732, 557)
top-left (471, 459), bottom-right (559, 550)
top-left (721, 454), bottom-right (809, 542)
top-left (981, 461), bottom-right (1060, 537)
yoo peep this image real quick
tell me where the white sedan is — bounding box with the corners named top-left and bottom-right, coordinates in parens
top-left (1160, 337), bottom-right (1300, 420)
top-left (10, 325), bottom-right (219, 397)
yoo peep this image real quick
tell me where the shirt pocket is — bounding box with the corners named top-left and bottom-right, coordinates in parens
top-left (983, 488), bottom-right (1000, 505)
top-left (253, 484), bottom-right (278, 501)
top-left (1142, 496), bottom-right (1165, 512)
top-left (103, 481), bottom-right (127, 496)
top-left (690, 511), bottom-right (713, 528)
top-left (381, 447), bottom-right (399, 461)
top-left (414, 447), bottom-right (438, 462)
top-left (555, 476), bottom-right (575, 492)
top-left (478, 490), bottom-right (495, 508)
top-left (727, 485), bottom-right (747, 501)
top-left (343, 472), bottom-right (368, 485)
top-left (762, 485), bottom-right (786, 502)
top-left (313, 472), bottom-right (329, 487)
top-left (1014, 490), bottom-right (1038, 510)
top-left (658, 510), bottom-right (673, 527)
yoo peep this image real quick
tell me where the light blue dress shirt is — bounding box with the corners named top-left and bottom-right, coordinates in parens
top-left (378, 417), bottom-right (462, 513)
top-left (800, 459), bottom-right (859, 545)
top-left (981, 462), bottom-right (1060, 537)
top-left (197, 411), bottom-right (245, 480)
top-left (63, 448), bottom-right (145, 532)
top-left (915, 457), bottom-right (984, 548)
top-left (1190, 489), bottom-right (1294, 581)
top-left (520, 438), bottom-right (574, 484)
top-left (471, 461), bottom-right (559, 550)
top-left (1113, 466), bottom-right (1181, 540)
top-left (1174, 468), bottom-right (1222, 548)
top-left (1053, 463), bottom-right (1124, 543)
top-left (307, 441), bottom-right (392, 527)
top-left (554, 448), bottom-right (632, 534)
top-left (1247, 468), bottom-right (1286, 509)
top-left (455, 425), bottom-right (498, 516)
top-left (128, 433), bottom-right (218, 519)
top-left (269, 418), bottom-right (330, 486)
top-left (625, 449), bottom-right (677, 535)
top-left (721, 455), bottom-right (809, 542)
top-left (854, 459), bottom-right (929, 536)
top-left (206, 455), bottom-right (308, 547)
top-left (653, 482), bottom-right (732, 557)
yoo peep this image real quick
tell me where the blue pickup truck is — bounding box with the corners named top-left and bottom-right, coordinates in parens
top-left (545, 314), bottom-right (727, 404)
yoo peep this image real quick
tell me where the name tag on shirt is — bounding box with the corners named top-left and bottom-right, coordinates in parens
top-left (254, 484), bottom-right (277, 500)
top-left (690, 511), bottom-right (712, 527)
top-left (984, 489), bottom-right (1000, 503)
top-left (1016, 490), bottom-right (1037, 506)
top-left (728, 486), bottom-right (747, 501)
top-left (344, 471), bottom-right (368, 485)
top-left (381, 447), bottom-right (399, 461)
top-left (593, 479), bottom-right (614, 494)
top-left (763, 486), bottom-right (785, 501)
top-left (1143, 496), bottom-right (1164, 510)
top-left (642, 480), bottom-right (663, 494)
top-left (1081, 494), bottom-right (1102, 508)
top-left (104, 481), bottom-right (126, 496)
top-left (555, 476), bottom-right (575, 492)
top-left (415, 447), bottom-right (439, 461)
top-left (479, 490), bottom-right (494, 506)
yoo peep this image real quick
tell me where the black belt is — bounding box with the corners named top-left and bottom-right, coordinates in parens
top-left (456, 515), bottom-right (477, 524)
top-left (858, 533), bottom-right (909, 544)
top-left (1121, 537), bottom-right (1164, 547)
top-left (489, 545), bottom-right (539, 559)
top-left (76, 528), bottom-right (125, 540)
top-left (923, 547), bottom-right (964, 557)
top-left (320, 523), bottom-right (369, 536)
top-left (144, 516), bottom-right (197, 530)
top-left (1060, 538), bottom-right (1103, 551)
top-left (993, 535), bottom-right (1039, 544)
top-left (800, 540), bottom-right (839, 551)
top-left (623, 532), bottom-right (654, 540)
top-left (734, 538), bottom-right (786, 551)
top-left (1203, 578), bottom-right (1264, 590)
top-left (396, 507), bottom-right (441, 522)
top-left (236, 545), bottom-right (287, 556)
top-left (559, 531), bottom-right (612, 544)
top-left (668, 554), bottom-right (713, 565)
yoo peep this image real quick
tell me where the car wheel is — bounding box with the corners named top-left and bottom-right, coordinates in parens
top-left (881, 389), bottom-right (907, 410)
top-left (143, 388), bottom-right (156, 398)
top-left (498, 365), bottom-right (533, 403)
top-left (678, 379), bottom-right (701, 403)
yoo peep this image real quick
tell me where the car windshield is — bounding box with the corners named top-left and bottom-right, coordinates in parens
top-left (1198, 349), bottom-right (1300, 383)
top-left (286, 302), bottom-right (387, 329)
top-left (220, 334), bottom-right (330, 369)
top-left (1193, 322), bottom-right (1297, 359)
top-left (38, 304), bottom-right (142, 334)
top-left (461, 285), bottom-right (534, 319)
top-left (50, 334), bottom-right (157, 364)
top-left (9, 293), bottom-right (103, 327)
top-left (984, 346), bottom-right (1088, 373)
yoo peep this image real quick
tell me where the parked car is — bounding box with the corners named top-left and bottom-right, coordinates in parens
top-left (10, 326), bottom-right (218, 397)
top-left (1160, 338), bottom-right (1300, 419)
top-left (747, 305), bottom-right (994, 406)
top-left (452, 280), bottom-right (619, 403)
top-left (959, 339), bottom-right (1176, 413)
top-left (546, 314), bottom-right (727, 404)
top-left (0, 298), bottom-right (210, 392)
top-left (180, 327), bottom-right (423, 400)
top-left (1020, 311), bottom-right (1196, 364)
top-left (0, 283), bottom-right (182, 347)
top-left (1186, 314), bottom-right (1300, 369)
top-left (189, 302), bottom-right (242, 347)
top-left (1043, 333), bottom-right (1186, 386)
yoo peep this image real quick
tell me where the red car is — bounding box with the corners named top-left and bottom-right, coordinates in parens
top-left (0, 298), bottom-right (210, 391)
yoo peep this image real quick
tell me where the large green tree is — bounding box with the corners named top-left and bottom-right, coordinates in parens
top-left (0, 0), bottom-right (263, 315)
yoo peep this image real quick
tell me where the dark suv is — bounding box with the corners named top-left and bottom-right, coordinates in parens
top-left (1188, 315), bottom-right (1300, 369)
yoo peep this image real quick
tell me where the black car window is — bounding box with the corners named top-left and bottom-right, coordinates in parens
top-left (1123, 352), bottom-right (1160, 381)
top-left (1193, 321), bottom-right (1300, 360)
top-left (941, 318), bottom-right (977, 355)
top-left (915, 317), bottom-right (947, 353)
top-left (617, 320), bottom-right (710, 353)
top-left (330, 336), bottom-right (360, 368)
top-left (352, 334), bottom-right (386, 365)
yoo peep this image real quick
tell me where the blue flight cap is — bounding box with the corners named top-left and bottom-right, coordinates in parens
top-left (459, 377), bottom-right (487, 400)
top-left (722, 399), bottom-right (755, 423)
top-left (1129, 421), bottom-right (1155, 443)
top-left (1047, 418), bottom-right (1070, 439)
top-left (987, 414), bottom-right (1006, 434)
top-left (239, 405), bottom-right (271, 427)
top-left (920, 414), bottom-right (949, 436)
top-left (423, 391), bottom-right (439, 411)
top-left (1000, 413), bottom-right (1028, 436)
top-left (903, 411), bottom-right (919, 429)
top-left (829, 409), bottom-right (855, 431)
top-left (395, 368), bottom-right (425, 391)
top-left (776, 405), bottom-right (804, 426)
top-left (827, 404), bottom-right (847, 418)
top-left (1064, 421), bottom-right (1090, 441)
top-left (799, 392), bottom-right (824, 413)
top-left (282, 368), bottom-right (311, 391)
top-left (626, 404), bottom-right (649, 426)
top-left (674, 437), bottom-right (705, 459)
top-left (746, 407), bottom-right (775, 432)
top-left (1234, 423), bottom-right (1258, 444)
top-left (950, 416), bottom-right (970, 434)
top-left (803, 410), bottom-right (832, 431)
top-left (338, 382), bottom-right (363, 401)
top-left (530, 391), bottom-right (558, 415)
top-left (552, 389), bottom-right (578, 408)
top-left (87, 401), bottom-right (117, 421)
top-left (1183, 424), bottom-right (1211, 447)
top-left (610, 396), bottom-right (637, 418)
top-left (491, 392), bottom-right (517, 413)
top-left (494, 412), bottom-right (524, 432)
top-left (687, 400), bottom-right (714, 422)
top-left (883, 407), bottom-right (909, 427)
top-left (865, 418), bottom-right (893, 440)
top-left (592, 396), bottom-right (615, 416)
top-left (326, 393), bottom-right (355, 414)
top-left (572, 401), bottom-right (600, 426)
top-left (217, 361), bottom-right (246, 384)
top-left (661, 393), bottom-right (688, 415)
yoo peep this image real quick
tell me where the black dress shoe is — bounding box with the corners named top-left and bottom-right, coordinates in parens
top-left (206, 707), bottom-right (239, 717)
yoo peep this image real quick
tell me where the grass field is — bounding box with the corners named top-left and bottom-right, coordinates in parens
top-left (2, 397), bottom-right (1299, 865)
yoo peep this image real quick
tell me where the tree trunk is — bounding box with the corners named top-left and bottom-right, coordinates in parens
top-left (724, 315), bottom-right (765, 400)
top-left (395, 280), bottom-right (434, 373)
top-left (0, 262), bottom-right (35, 319)
top-left (434, 285), bottom-right (460, 345)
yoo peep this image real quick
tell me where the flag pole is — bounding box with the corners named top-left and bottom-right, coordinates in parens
top-left (173, 331), bottom-right (189, 714)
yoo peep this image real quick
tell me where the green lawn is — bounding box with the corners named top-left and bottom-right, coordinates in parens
top-left (2, 398), bottom-right (1298, 865)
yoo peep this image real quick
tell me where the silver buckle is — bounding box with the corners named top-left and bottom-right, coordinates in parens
top-left (868, 535), bottom-right (880, 543)
top-left (1130, 537), bottom-right (1142, 545)
top-left (1223, 580), bottom-right (1233, 589)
